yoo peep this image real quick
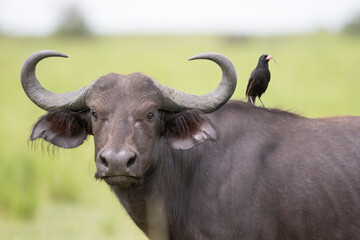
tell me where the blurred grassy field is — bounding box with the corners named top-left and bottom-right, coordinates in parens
top-left (0, 33), bottom-right (359, 239)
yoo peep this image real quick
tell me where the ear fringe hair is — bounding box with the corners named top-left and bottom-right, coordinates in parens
top-left (28, 108), bottom-right (91, 154)
top-left (28, 136), bottom-right (60, 157)
top-left (162, 110), bottom-right (205, 137)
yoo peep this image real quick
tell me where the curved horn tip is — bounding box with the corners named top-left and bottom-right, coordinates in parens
top-left (30, 50), bottom-right (68, 59)
top-left (21, 50), bottom-right (69, 77)
top-left (188, 52), bottom-right (225, 61)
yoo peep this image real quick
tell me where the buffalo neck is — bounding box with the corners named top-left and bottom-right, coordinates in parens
top-left (111, 137), bottom-right (211, 239)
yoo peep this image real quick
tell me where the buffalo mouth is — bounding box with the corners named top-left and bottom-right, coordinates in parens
top-left (95, 173), bottom-right (139, 187)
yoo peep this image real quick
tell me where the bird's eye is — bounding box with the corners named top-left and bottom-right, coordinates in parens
top-left (146, 112), bottom-right (154, 122)
top-left (91, 110), bottom-right (99, 121)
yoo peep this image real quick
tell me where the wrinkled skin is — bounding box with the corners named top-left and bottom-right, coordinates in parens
top-left (31, 73), bottom-right (360, 240)
top-left (89, 73), bottom-right (162, 187)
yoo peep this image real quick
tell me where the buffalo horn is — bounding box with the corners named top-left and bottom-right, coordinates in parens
top-left (153, 52), bottom-right (237, 113)
top-left (21, 50), bottom-right (91, 111)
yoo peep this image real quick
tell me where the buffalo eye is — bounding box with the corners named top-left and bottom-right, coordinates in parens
top-left (146, 112), bottom-right (154, 122)
top-left (91, 109), bottom-right (99, 121)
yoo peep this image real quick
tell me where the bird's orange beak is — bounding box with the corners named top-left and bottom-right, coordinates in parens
top-left (265, 55), bottom-right (273, 61)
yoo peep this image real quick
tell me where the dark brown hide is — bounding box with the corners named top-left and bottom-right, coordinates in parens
top-left (31, 73), bottom-right (360, 240)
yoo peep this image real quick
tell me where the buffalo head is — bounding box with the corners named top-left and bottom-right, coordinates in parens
top-left (21, 50), bottom-right (237, 188)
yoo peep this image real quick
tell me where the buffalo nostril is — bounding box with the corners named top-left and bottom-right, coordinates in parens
top-left (126, 156), bottom-right (137, 168)
top-left (100, 155), bottom-right (109, 168)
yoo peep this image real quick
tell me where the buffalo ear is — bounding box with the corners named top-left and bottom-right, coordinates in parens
top-left (31, 109), bottom-right (92, 149)
top-left (164, 110), bottom-right (217, 150)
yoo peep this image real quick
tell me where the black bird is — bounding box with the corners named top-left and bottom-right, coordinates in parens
top-left (246, 54), bottom-right (273, 108)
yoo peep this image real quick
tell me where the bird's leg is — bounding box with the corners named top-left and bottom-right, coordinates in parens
top-left (249, 97), bottom-right (254, 105)
top-left (258, 97), bottom-right (266, 108)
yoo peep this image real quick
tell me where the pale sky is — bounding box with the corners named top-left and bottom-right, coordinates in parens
top-left (0, 0), bottom-right (360, 36)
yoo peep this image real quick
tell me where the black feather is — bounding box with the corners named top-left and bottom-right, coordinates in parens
top-left (246, 54), bottom-right (272, 107)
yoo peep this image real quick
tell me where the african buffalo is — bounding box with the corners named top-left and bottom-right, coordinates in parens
top-left (22, 50), bottom-right (360, 240)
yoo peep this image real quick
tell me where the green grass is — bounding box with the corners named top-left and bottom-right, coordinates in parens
top-left (0, 33), bottom-right (359, 239)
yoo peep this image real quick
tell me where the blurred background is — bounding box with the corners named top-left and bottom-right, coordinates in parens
top-left (0, 0), bottom-right (360, 239)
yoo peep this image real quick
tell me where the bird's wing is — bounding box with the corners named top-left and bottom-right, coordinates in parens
top-left (246, 70), bottom-right (255, 96)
